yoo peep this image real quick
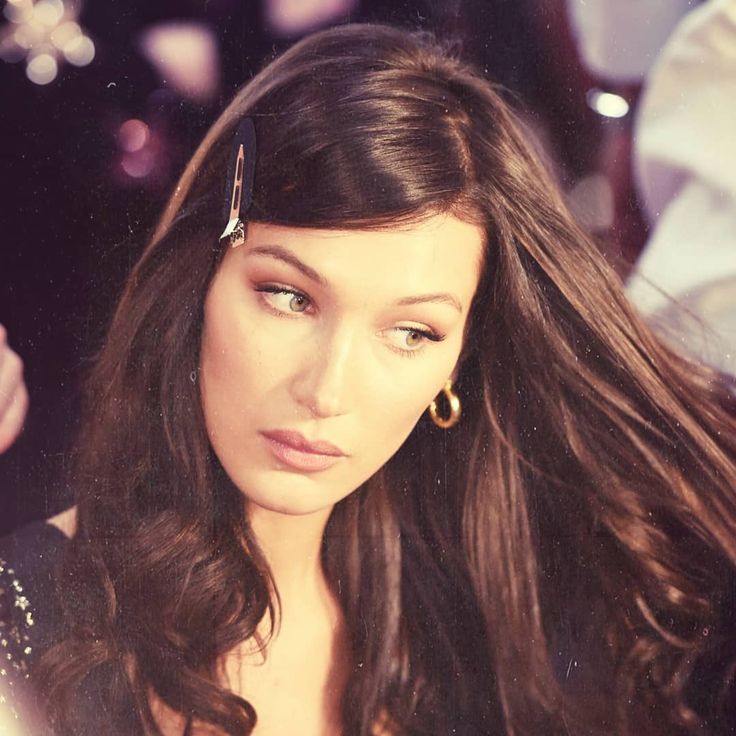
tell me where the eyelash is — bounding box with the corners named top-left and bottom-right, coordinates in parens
top-left (390, 328), bottom-right (445, 358)
top-left (255, 284), bottom-right (314, 316)
top-left (254, 284), bottom-right (446, 356)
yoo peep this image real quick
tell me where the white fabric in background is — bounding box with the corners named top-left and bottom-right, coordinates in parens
top-left (566, 0), bottom-right (695, 83)
top-left (627, 0), bottom-right (736, 374)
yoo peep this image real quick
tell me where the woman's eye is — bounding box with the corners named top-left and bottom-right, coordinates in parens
top-left (402, 330), bottom-right (425, 348)
top-left (389, 327), bottom-right (445, 355)
top-left (256, 285), bottom-right (312, 314)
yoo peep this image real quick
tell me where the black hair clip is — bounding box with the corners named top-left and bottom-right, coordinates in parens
top-left (219, 117), bottom-right (256, 248)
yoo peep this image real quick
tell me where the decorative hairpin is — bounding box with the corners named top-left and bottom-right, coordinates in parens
top-left (219, 117), bottom-right (256, 248)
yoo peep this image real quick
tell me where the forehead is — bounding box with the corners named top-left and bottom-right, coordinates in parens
top-left (237, 215), bottom-right (485, 306)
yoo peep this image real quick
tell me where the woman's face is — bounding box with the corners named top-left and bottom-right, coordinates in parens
top-left (200, 216), bottom-right (484, 516)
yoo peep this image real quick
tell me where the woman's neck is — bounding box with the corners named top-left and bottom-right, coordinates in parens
top-left (248, 503), bottom-right (338, 627)
top-left (234, 503), bottom-right (350, 730)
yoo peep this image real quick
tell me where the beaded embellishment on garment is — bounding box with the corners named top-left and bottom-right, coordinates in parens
top-left (0, 558), bottom-right (34, 723)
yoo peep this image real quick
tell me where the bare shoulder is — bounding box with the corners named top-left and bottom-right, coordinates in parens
top-left (46, 506), bottom-right (78, 539)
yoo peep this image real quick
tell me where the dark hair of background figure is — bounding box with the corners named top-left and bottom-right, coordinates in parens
top-left (35, 23), bottom-right (736, 736)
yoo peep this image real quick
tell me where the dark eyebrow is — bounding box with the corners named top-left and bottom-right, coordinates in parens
top-left (246, 244), bottom-right (327, 286)
top-left (247, 243), bottom-right (463, 312)
top-left (395, 293), bottom-right (463, 312)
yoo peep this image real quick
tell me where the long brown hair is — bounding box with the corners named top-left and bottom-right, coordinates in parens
top-left (39, 23), bottom-right (736, 735)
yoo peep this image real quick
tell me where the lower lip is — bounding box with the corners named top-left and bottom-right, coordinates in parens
top-left (262, 435), bottom-right (344, 473)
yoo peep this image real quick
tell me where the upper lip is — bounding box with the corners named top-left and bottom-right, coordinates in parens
top-left (261, 429), bottom-right (347, 457)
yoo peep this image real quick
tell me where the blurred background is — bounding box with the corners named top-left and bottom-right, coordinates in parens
top-left (1, 0), bottom-right (733, 534)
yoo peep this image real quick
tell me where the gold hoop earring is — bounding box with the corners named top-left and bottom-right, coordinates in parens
top-left (429, 380), bottom-right (461, 429)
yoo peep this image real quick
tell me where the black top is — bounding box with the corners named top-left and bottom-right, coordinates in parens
top-left (0, 521), bottom-right (67, 727)
top-left (0, 521), bottom-right (144, 735)
top-left (3, 521), bottom-right (734, 735)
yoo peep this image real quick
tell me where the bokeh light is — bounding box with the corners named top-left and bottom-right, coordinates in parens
top-left (118, 119), bottom-right (150, 153)
top-left (63, 33), bottom-right (94, 66)
top-left (586, 89), bottom-right (630, 119)
top-left (139, 22), bottom-right (219, 102)
top-left (13, 23), bottom-right (42, 50)
top-left (32, 0), bottom-right (64, 28)
top-left (3, 1), bottom-right (33, 25)
top-left (265, 0), bottom-right (358, 37)
top-left (121, 149), bottom-right (155, 179)
top-left (25, 51), bottom-right (57, 84)
top-left (50, 20), bottom-right (81, 49)
top-left (1, 0), bottom-right (96, 82)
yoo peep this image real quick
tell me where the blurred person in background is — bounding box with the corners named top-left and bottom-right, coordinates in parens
top-left (629, 0), bottom-right (736, 376)
top-left (2, 20), bottom-right (736, 736)
top-left (568, 0), bottom-right (736, 376)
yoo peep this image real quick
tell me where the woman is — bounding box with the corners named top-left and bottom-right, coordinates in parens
top-left (1, 22), bottom-right (736, 736)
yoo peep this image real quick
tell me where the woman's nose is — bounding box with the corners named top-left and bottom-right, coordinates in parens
top-left (290, 325), bottom-right (357, 419)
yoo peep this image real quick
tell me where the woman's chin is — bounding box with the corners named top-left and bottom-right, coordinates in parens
top-left (236, 473), bottom-right (349, 518)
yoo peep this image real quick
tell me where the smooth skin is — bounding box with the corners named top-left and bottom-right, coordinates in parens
top-left (200, 216), bottom-right (485, 520)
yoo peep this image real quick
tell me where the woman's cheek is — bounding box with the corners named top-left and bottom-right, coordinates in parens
top-left (372, 380), bottom-right (436, 444)
top-left (239, 316), bottom-right (309, 386)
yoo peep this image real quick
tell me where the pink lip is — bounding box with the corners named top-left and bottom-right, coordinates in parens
top-left (261, 430), bottom-right (347, 473)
